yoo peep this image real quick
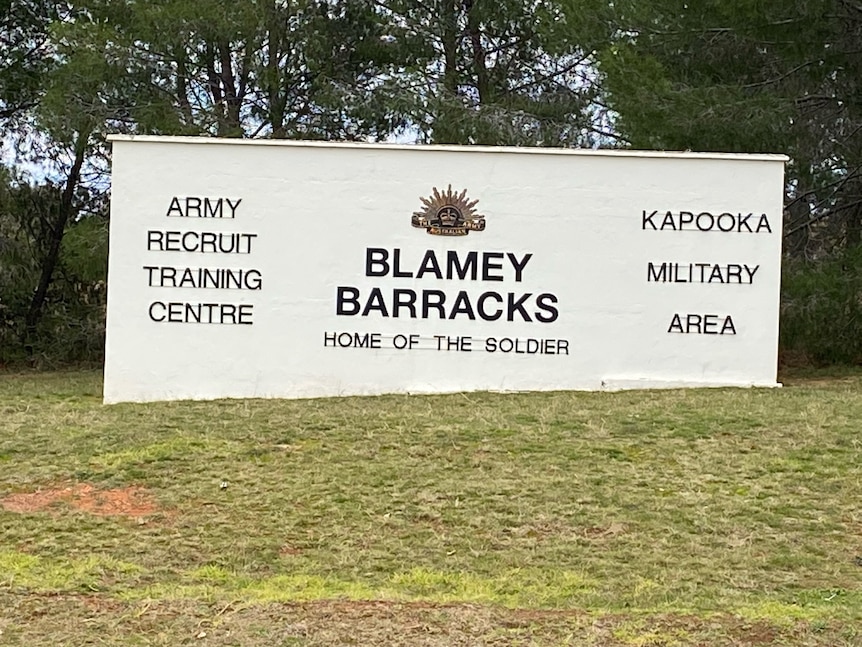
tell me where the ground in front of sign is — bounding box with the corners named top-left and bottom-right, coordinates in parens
top-left (1, 370), bottom-right (860, 646)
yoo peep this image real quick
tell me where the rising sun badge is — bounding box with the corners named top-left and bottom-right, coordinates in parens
top-left (412, 185), bottom-right (486, 236)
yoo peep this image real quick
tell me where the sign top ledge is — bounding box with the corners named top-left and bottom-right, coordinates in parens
top-left (107, 134), bottom-right (789, 163)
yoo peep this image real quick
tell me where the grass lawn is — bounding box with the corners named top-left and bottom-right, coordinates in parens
top-left (1, 370), bottom-right (861, 646)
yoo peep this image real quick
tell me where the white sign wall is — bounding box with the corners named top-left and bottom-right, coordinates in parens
top-left (104, 136), bottom-right (786, 403)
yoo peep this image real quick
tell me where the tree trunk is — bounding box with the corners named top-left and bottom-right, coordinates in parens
top-left (23, 132), bottom-right (89, 352)
top-left (844, 175), bottom-right (862, 248)
top-left (435, 0), bottom-right (461, 143)
top-left (464, 0), bottom-right (489, 104)
top-left (266, 0), bottom-right (287, 138)
top-left (441, 0), bottom-right (459, 95)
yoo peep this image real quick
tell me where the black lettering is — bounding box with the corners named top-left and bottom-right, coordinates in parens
top-left (361, 288), bottom-right (389, 317)
top-left (165, 230), bottom-right (182, 251)
top-left (448, 291), bottom-right (476, 320)
top-left (148, 230), bottom-right (165, 251)
top-left (661, 211), bottom-right (676, 230)
top-left (447, 251), bottom-right (478, 280)
top-left (202, 268), bottom-right (219, 288)
top-left (726, 264), bottom-right (742, 283)
top-left (224, 270), bottom-right (245, 290)
top-left (336, 286), bottom-right (360, 315)
top-left (679, 211), bottom-right (694, 228)
top-left (756, 214), bottom-right (772, 233)
top-left (744, 265), bottom-right (759, 283)
top-left (203, 302), bottom-right (219, 323)
top-left (224, 269), bottom-right (241, 289)
top-left (668, 314), bottom-right (684, 333)
top-left (647, 262), bottom-right (667, 282)
top-left (416, 250), bottom-right (442, 279)
top-left (721, 315), bottom-right (737, 335)
top-left (366, 248), bottom-right (389, 277)
top-left (174, 230), bottom-right (193, 251)
top-left (392, 248), bottom-right (413, 277)
top-left (226, 198), bottom-right (241, 218)
top-left (160, 266), bottom-right (177, 287)
top-left (642, 210), bottom-right (658, 230)
top-left (179, 267), bottom-right (196, 288)
top-left (717, 213), bottom-right (736, 232)
top-left (217, 233), bottom-right (236, 254)
top-left (507, 293), bottom-right (532, 322)
top-left (245, 269), bottom-right (262, 290)
top-left (186, 196), bottom-right (201, 217)
top-left (143, 266), bottom-right (158, 286)
top-left (686, 314), bottom-right (703, 333)
top-left (703, 314), bottom-right (719, 334)
top-left (166, 197), bottom-right (183, 217)
top-left (422, 290), bottom-right (446, 319)
top-left (393, 289), bottom-right (417, 318)
top-left (148, 301), bottom-right (166, 322)
top-left (235, 303), bottom-right (254, 324)
top-left (168, 302), bottom-right (184, 322)
top-left (199, 232), bottom-right (217, 253)
top-left (738, 213), bottom-right (753, 232)
top-left (477, 291), bottom-right (503, 321)
top-left (482, 252), bottom-right (504, 281)
top-left (535, 293), bottom-right (558, 323)
top-left (239, 233), bottom-right (256, 254)
top-left (696, 212), bottom-right (714, 231)
top-left (507, 253), bottom-right (532, 282)
top-left (203, 198), bottom-right (223, 218)
top-left (219, 303), bottom-right (237, 324)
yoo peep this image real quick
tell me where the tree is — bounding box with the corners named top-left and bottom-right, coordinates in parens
top-left (0, 0), bottom-right (68, 125)
top-left (0, 0), bottom-right (624, 363)
top-left (0, 166), bottom-right (107, 364)
top-left (49, 0), bottom-right (403, 139)
top-left (597, 0), bottom-right (862, 257)
top-left (374, 0), bottom-right (617, 146)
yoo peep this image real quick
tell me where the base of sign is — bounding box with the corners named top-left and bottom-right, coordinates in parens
top-left (104, 380), bottom-right (784, 404)
top-left (599, 378), bottom-right (782, 391)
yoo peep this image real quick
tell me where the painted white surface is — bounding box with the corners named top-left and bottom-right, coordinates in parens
top-left (104, 136), bottom-right (786, 403)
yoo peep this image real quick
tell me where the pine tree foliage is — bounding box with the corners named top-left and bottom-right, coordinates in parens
top-left (598, 0), bottom-right (862, 255)
top-left (0, 0), bottom-right (68, 125)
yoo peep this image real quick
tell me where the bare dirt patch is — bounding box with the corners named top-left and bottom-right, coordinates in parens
top-left (1, 484), bottom-right (158, 517)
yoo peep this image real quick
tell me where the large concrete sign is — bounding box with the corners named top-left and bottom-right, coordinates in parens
top-left (104, 136), bottom-right (786, 403)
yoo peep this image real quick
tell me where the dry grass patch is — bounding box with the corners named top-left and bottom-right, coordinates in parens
top-left (1, 596), bottom-right (859, 646)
